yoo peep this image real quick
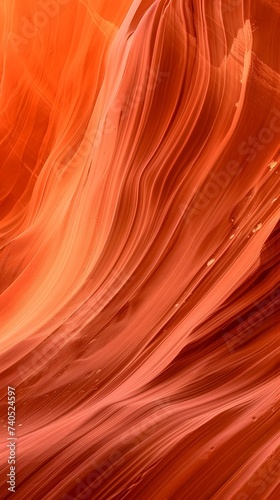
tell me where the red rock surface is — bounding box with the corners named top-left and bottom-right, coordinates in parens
top-left (0, 1), bottom-right (279, 499)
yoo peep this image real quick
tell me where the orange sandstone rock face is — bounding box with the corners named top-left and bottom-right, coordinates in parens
top-left (0, 1), bottom-right (279, 499)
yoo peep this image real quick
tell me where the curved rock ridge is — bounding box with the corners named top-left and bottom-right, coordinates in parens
top-left (0, 1), bottom-right (279, 499)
